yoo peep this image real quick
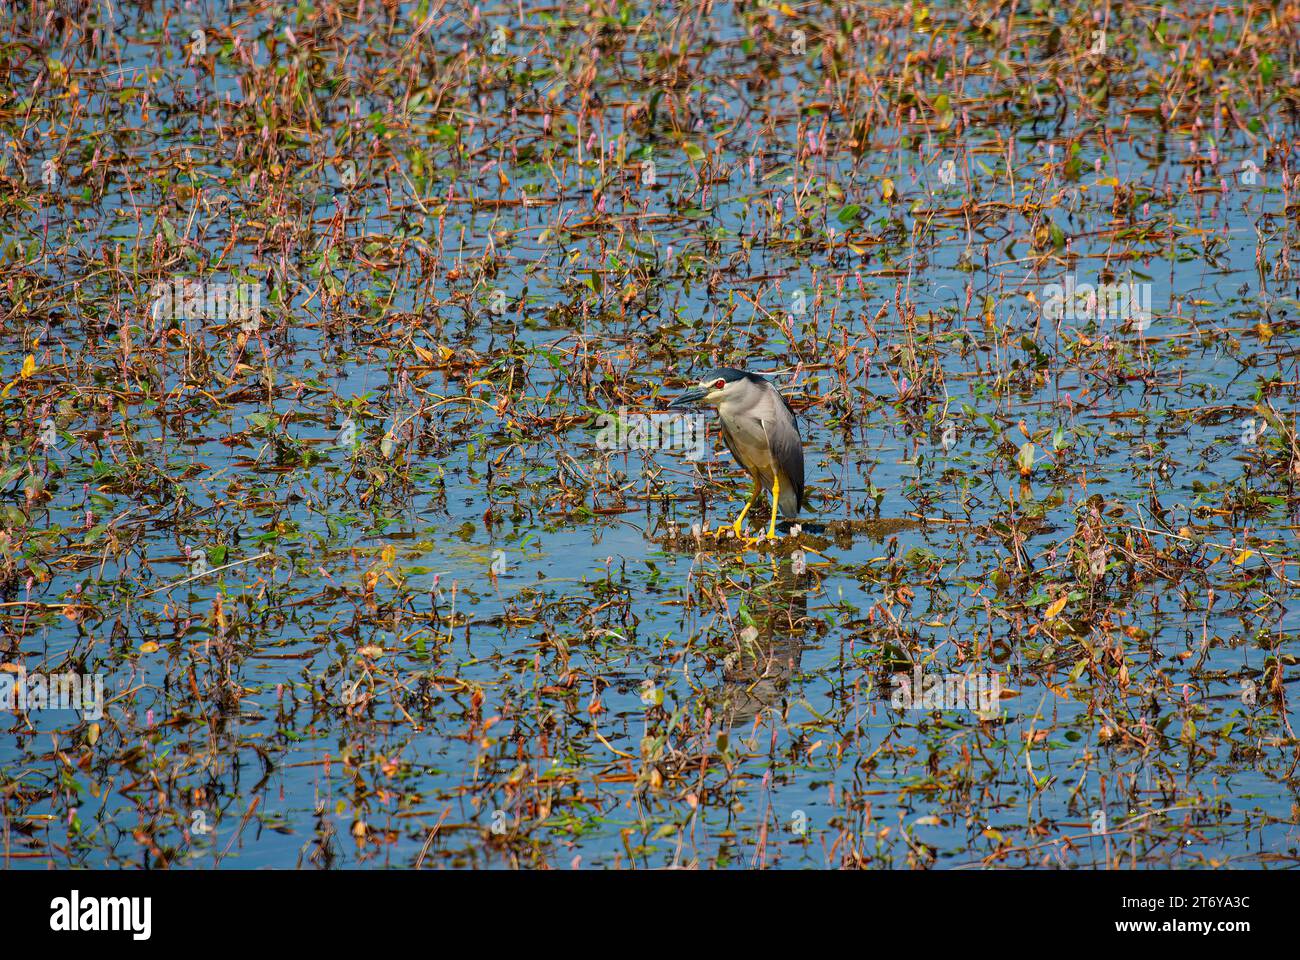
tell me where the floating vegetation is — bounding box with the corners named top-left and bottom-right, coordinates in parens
top-left (1, 0), bottom-right (1299, 870)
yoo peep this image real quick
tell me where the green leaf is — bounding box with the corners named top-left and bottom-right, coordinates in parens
top-left (1017, 441), bottom-right (1036, 473)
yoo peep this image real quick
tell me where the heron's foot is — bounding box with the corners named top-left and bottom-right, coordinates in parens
top-left (696, 523), bottom-right (740, 541)
top-left (726, 527), bottom-right (767, 548)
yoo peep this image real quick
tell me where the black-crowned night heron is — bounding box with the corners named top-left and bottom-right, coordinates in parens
top-left (670, 368), bottom-right (805, 541)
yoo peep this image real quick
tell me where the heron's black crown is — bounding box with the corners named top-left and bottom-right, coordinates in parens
top-left (704, 367), bottom-right (767, 385)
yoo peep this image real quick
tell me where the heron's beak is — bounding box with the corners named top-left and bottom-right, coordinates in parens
top-left (669, 386), bottom-right (708, 409)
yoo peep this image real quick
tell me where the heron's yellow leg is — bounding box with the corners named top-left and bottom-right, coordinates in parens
top-left (765, 474), bottom-right (781, 540)
top-left (731, 475), bottom-right (762, 537)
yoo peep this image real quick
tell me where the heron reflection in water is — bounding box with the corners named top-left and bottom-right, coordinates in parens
top-left (716, 560), bottom-right (812, 731)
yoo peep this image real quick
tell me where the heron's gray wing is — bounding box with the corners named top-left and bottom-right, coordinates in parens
top-left (760, 393), bottom-right (804, 515)
top-left (779, 391), bottom-right (799, 430)
top-left (717, 421), bottom-right (749, 474)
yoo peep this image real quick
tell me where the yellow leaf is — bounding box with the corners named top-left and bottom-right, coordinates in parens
top-left (380, 544), bottom-right (397, 567)
top-left (1233, 550), bottom-right (1254, 566)
top-left (1044, 594), bottom-right (1069, 620)
top-left (881, 178), bottom-right (896, 201)
top-left (20, 354), bottom-right (35, 378)
top-left (140, 640), bottom-right (160, 654)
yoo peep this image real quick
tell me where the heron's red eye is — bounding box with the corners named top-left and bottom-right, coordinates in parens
top-left (714, 379), bottom-right (725, 390)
